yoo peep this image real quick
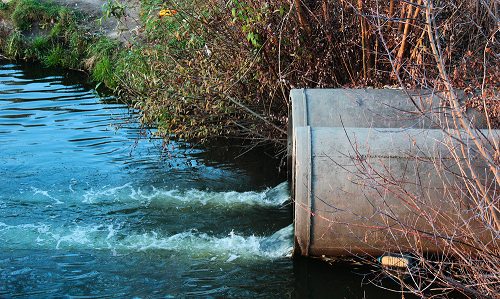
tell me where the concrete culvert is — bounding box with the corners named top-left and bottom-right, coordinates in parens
top-left (289, 89), bottom-right (495, 257)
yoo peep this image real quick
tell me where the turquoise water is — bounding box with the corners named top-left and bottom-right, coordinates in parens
top-left (0, 61), bottom-right (409, 298)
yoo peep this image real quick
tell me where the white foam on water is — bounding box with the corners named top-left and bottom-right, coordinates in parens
top-left (24, 181), bottom-right (290, 210)
top-left (259, 224), bottom-right (294, 258)
top-left (78, 181), bottom-right (290, 209)
top-left (2, 183), bottom-right (292, 262)
top-left (113, 225), bottom-right (294, 260)
top-left (0, 221), bottom-right (293, 261)
top-left (31, 187), bottom-right (64, 204)
top-left (81, 182), bottom-right (135, 204)
top-left (263, 181), bottom-right (291, 206)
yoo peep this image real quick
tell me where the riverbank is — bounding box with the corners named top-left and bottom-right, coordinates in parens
top-left (0, 0), bottom-right (287, 143)
top-left (0, 0), bottom-right (113, 85)
top-left (39, 0), bottom-right (142, 41)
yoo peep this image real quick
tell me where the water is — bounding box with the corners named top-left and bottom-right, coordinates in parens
top-left (0, 61), bottom-right (409, 298)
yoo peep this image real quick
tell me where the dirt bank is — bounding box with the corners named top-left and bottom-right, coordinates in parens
top-left (44, 0), bottom-right (143, 42)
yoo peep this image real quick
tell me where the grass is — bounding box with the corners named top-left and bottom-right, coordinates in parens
top-left (10, 0), bottom-right (59, 30)
top-left (0, 0), bottom-right (120, 87)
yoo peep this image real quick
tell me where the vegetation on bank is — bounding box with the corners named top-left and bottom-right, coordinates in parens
top-left (0, 0), bottom-right (122, 87)
top-left (116, 0), bottom-right (500, 145)
top-left (1, 0), bottom-right (500, 298)
top-left (3, 0), bottom-right (498, 143)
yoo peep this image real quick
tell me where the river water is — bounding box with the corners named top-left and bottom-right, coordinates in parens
top-left (0, 61), bottom-right (409, 298)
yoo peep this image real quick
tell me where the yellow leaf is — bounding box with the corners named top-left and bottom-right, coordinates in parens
top-left (159, 9), bottom-right (178, 17)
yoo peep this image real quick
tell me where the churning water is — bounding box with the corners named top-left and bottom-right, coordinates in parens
top-left (0, 61), bottom-right (410, 298)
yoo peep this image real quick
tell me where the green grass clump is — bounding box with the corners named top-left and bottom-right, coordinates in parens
top-left (42, 44), bottom-right (63, 66)
top-left (86, 37), bottom-right (121, 88)
top-left (0, 0), bottom-right (121, 88)
top-left (4, 30), bottom-right (23, 57)
top-left (9, 0), bottom-right (60, 30)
